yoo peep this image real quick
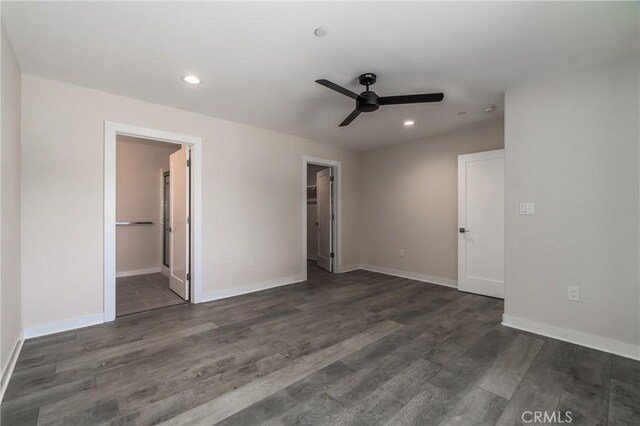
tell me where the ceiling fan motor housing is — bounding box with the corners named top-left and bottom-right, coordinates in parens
top-left (358, 73), bottom-right (377, 86)
top-left (357, 91), bottom-right (380, 112)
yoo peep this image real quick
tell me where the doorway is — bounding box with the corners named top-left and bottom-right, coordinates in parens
top-left (303, 156), bottom-right (342, 279)
top-left (104, 122), bottom-right (203, 322)
top-left (457, 149), bottom-right (505, 299)
top-left (163, 171), bottom-right (170, 269)
top-left (114, 136), bottom-right (191, 316)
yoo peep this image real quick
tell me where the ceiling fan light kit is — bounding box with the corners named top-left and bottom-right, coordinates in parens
top-left (315, 73), bottom-right (444, 127)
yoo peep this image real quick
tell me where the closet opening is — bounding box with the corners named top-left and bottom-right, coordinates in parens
top-left (303, 157), bottom-right (341, 280)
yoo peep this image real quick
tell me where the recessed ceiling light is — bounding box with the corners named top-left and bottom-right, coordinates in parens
top-left (182, 75), bottom-right (201, 85)
top-left (457, 111), bottom-right (467, 116)
top-left (483, 105), bottom-right (496, 113)
top-left (403, 120), bottom-right (415, 126)
top-left (314, 27), bottom-right (329, 37)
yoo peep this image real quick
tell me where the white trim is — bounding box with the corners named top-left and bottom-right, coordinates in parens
top-left (457, 148), bottom-right (506, 164)
top-left (24, 314), bottom-right (104, 339)
top-left (360, 264), bottom-right (458, 288)
top-left (339, 264), bottom-right (362, 273)
top-left (116, 267), bottom-right (162, 278)
top-left (200, 274), bottom-right (305, 303)
top-left (1, 330), bottom-right (24, 403)
top-left (104, 122), bottom-right (203, 323)
top-left (502, 314), bottom-right (640, 361)
top-left (303, 156), bottom-right (342, 280)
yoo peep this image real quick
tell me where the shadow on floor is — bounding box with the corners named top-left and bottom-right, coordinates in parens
top-left (307, 258), bottom-right (333, 281)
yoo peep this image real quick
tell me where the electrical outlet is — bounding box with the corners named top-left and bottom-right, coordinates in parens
top-left (248, 256), bottom-right (255, 267)
top-left (520, 203), bottom-right (535, 215)
top-left (568, 286), bottom-right (580, 302)
top-left (399, 249), bottom-right (405, 257)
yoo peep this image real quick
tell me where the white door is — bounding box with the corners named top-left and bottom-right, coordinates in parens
top-left (169, 146), bottom-right (190, 300)
top-left (458, 149), bottom-right (504, 298)
top-left (316, 168), bottom-right (333, 272)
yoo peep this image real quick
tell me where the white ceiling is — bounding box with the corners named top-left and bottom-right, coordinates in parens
top-left (3, 1), bottom-right (638, 150)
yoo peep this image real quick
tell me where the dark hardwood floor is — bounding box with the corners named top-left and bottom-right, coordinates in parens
top-left (2, 265), bottom-right (639, 425)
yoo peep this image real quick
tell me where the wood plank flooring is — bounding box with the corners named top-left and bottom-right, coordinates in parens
top-left (2, 265), bottom-right (639, 425)
top-left (117, 273), bottom-right (187, 317)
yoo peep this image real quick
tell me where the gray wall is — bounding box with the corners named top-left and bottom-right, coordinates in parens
top-left (1, 24), bottom-right (23, 379)
top-left (359, 119), bottom-right (504, 283)
top-left (504, 58), bottom-right (640, 353)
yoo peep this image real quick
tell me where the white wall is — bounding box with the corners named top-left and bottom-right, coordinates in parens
top-left (504, 58), bottom-right (640, 358)
top-left (116, 136), bottom-right (179, 276)
top-left (1, 23), bottom-right (22, 385)
top-left (359, 120), bottom-right (504, 284)
top-left (21, 75), bottom-right (360, 331)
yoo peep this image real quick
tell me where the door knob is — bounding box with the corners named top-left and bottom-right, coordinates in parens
top-left (459, 227), bottom-right (469, 233)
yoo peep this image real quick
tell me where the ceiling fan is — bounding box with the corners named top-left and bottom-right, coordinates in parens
top-left (316, 73), bottom-right (444, 127)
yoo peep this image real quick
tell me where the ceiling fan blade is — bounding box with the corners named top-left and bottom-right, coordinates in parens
top-left (316, 79), bottom-right (360, 100)
top-left (339, 109), bottom-right (361, 127)
top-left (379, 93), bottom-right (444, 105)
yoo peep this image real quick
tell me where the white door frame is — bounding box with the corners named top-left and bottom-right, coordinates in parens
top-left (302, 156), bottom-right (341, 280)
top-left (104, 121), bottom-right (203, 322)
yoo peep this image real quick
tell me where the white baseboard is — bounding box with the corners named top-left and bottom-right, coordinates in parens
top-left (116, 267), bottom-right (162, 278)
top-left (1, 329), bottom-right (24, 403)
top-left (359, 264), bottom-right (457, 288)
top-left (502, 314), bottom-right (640, 361)
top-left (24, 313), bottom-right (105, 339)
top-left (199, 274), bottom-right (305, 303)
top-left (340, 264), bottom-right (362, 273)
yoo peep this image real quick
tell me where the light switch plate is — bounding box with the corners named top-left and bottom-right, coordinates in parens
top-left (520, 203), bottom-right (535, 215)
top-left (399, 249), bottom-right (405, 257)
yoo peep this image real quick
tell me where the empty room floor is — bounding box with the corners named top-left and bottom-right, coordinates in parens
top-left (116, 273), bottom-right (186, 316)
top-left (2, 270), bottom-right (639, 425)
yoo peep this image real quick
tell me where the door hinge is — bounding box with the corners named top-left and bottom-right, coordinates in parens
top-left (187, 158), bottom-right (191, 167)
top-left (331, 214), bottom-right (335, 220)
top-left (187, 273), bottom-right (191, 281)
top-left (330, 253), bottom-right (335, 258)
top-left (330, 176), bottom-right (335, 182)
top-left (187, 216), bottom-right (190, 225)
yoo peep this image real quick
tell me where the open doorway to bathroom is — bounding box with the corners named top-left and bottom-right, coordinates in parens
top-left (115, 135), bottom-right (191, 316)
